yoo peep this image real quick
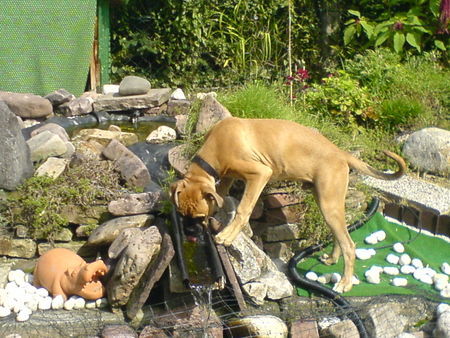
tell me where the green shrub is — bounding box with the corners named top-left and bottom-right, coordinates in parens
top-left (379, 97), bottom-right (426, 127)
top-left (219, 83), bottom-right (295, 120)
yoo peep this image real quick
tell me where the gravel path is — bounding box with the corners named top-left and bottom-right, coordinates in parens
top-left (362, 174), bottom-right (450, 214)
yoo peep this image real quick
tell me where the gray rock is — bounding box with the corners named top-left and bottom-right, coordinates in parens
top-left (119, 76), bottom-right (151, 96)
top-left (101, 324), bottom-right (137, 338)
top-left (195, 95), bottom-right (232, 134)
top-left (403, 127), bottom-right (450, 175)
top-left (93, 88), bottom-right (171, 112)
top-left (44, 89), bottom-right (76, 107)
top-left (365, 302), bottom-right (407, 338)
top-left (227, 315), bottom-right (288, 337)
top-left (226, 231), bottom-right (292, 303)
top-left (26, 130), bottom-right (68, 162)
top-left (174, 114), bottom-right (189, 136)
top-left (102, 139), bottom-right (151, 188)
top-left (434, 310), bottom-right (450, 338)
top-left (34, 157), bottom-right (68, 179)
top-left (0, 91), bottom-right (53, 118)
top-left (107, 226), bottom-right (162, 307)
top-left (56, 97), bottom-right (94, 116)
top-left (0, 101), bottom-right (33, 190)
top-left (167, 99), bottom-right (191, 116)
top-left (0, 236), bottom-right (37, 258)
top-left (108, 192), bottom-right (163, 216)
top-left (322, 319), bottom-right (358, 338)
top-left (146, 125), bottom-right (177, 144)
top-left (88, 214), bottom-right (154, 246)
top-left (30, 122), bottom-right (70, 142)
top-left (168, 144), bottom-right (191, 176)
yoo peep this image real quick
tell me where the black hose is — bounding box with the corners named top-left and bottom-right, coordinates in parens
top-left (204, 229), bottom-right (225, 283)
top-left (170, 205), bottom-right (190, 288)
top-left (288, 198), bottom-right (379, 338)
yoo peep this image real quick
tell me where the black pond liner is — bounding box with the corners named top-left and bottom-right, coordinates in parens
top-left (288, 197), bottom-right (380, 338)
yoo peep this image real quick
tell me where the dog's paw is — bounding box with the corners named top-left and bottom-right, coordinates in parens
top-left (332, 279), bottom-right (353, 294)
top-left (319, 253), bottom-right (338, 266)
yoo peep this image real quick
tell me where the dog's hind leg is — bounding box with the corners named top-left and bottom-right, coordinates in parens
top-left (215, 163), bottom-right (273, 246)
top-left (313, 168), bottom-right (355, 293)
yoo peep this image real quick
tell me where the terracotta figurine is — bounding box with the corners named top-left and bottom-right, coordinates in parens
top-left (33, 248), bottom-right (108, 300)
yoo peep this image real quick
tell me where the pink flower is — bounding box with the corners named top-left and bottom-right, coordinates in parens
top-left (296, 68), bottom-right (310, 81)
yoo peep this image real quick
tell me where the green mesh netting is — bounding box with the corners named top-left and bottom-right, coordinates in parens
top-left (0, 1), bottom-right (96, 97)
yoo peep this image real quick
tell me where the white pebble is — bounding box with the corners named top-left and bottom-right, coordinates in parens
top-left (85, 300), bottom-right (96, 309)
top-left (356, 248), bottom-right (373, 260)
top-left (95, 298), bottom-right (108, 308)
top-left (419, 274), bottom-right (434, 285)
top-left (400, 265), bottom-right (416, 274)
top-left (330, 273), bottom-right (341, 283)
top-left (437, 303), bottom-right (450, 316)
top-left (16, 308), bottom-right (31, 322)
top-left (13, 301), bottom-right (25, 313)
top-left (411, 258), bottom-right (423, 269)
top-left (171, 88), bottom-right (186, 100)
top-left (435, 278), bottom-right (448, 291)
top-left (5, 282), bottom-right (18, 292)
top-left (64, 296), bottom-right (77, 310)
top-left (25, 297), bottom-right (38, 312)
top-left (386, 254), bottom-right (400, 265)
top-left (73, 297), bottom-right (86, 310)
top-left (305, 271), bottom-right (318, 281)
top-left (38, 296), bottom-right (52, 310)
top-left (0, 306), bottom-right (11, 317)
top-left (36, 287), bottom-right (49, 298)
top-left (317, 273), bottom-right (332, 284)
top-left (364, 234), bottom-right (378, 245)
top-left (384, 267), bottom-right (400, 275)
top-left (366, 273), bottom-right (381, 284)
top-left (392, 277), bottom-right (408, 287)
top-left (0, 289), bottom-right (6, 305)
top-left (352, 275), bottom-right (360, 285)
top-left (374, 230), bottom-right (386, 242)
top-left (23, 283), bottom-right (37, 295)
top-left (440, 286), bottom-right (450, 298)
top-left (399, 254), bottom-right (412, 266)
top-left (441, 262), bottom-right (450, 275)
top-left (393, 242), bottom-right (405, 253)
top-left (24, 274), bottom-right (34, 284)
top-left (8, 270), bottom-right (25, 284)
top-left (51, 295), bottom-right (65, 310)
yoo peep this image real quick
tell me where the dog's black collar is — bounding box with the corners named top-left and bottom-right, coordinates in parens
top-left (192, 155), bottom-right (221, 184)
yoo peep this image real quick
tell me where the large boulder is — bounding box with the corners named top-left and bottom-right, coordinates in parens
top-left (403, 127), bottom-right (450, 176)
top-left (0, 91), bottom-right (53, 119)
top-left (195, 95), bottom-right (232, 134)
top-left (102, 139), bottom-right (151, 189)
top-left (0, 101), bottom-right (33, 190)
top-left (106, 226), bottom-right (162, 307)
top-left (119, 75), bottom-right (151, 96)
top-left (26, 130), bottom-right (68, 162)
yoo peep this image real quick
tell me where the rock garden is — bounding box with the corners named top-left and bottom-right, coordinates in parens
top-left (0, 73), bottom-right (449, 338)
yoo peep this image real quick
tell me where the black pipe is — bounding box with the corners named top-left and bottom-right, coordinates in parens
top-left (288, 198), bottom-right (379, 338)
top-left (170, 205), bottom-right (190, 288)
top-left (204, 229), bottom-right (225, 283)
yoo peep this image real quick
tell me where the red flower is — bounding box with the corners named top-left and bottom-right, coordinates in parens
top-left (392, 21), bottom-right (404, 31)
top-left (296, 68), bottom-right (310, 81)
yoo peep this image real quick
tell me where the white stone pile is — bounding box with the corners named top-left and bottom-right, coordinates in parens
top-left (305, 227), bottom-right (450, 298)
top-left (0, 269), bottom-right (108, 322)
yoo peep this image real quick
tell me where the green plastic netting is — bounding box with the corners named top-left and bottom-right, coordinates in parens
top-left (296, 212), bottom-right (450, 304)
top-left (0, 1), bottom-right (96, 97)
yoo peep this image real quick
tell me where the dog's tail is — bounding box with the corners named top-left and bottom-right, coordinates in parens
top-left (347, 150), bottom-right (406, 180)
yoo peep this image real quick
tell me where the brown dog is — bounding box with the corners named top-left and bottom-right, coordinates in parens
top-left (171, 117), bottom-right (406, 293)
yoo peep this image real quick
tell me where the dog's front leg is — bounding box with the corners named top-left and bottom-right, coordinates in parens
top-left (215, 164), bottom-right (273, 246)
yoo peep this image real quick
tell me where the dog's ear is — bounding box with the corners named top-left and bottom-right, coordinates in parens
top-left (203, 187), bottom-right (224, 208)
top-left (170, 181), bottom-right (183, 207)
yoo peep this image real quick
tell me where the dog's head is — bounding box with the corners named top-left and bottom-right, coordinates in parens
top-left (170, 179), bottom-right (224, 238)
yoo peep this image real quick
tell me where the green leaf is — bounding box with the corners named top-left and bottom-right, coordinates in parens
top-left (429, 0), bottom-right (440, 16)
top-left (375, 31), bottom-right (391, 47)
top-left (360, 21), bottom-right (374, 39)
top-left (434, 40), bottom-right (446, 51)
top-left (348, 10), bottom-right (361, 18)
top-left (406, 32), bottom-right (421, 52)
top-left (344, 25), bottom-right (357, 45)
top-left (393, 32), bottom-right (406, 53)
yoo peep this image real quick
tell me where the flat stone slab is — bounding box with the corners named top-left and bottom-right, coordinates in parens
top-left (363, 174), bottom-right (450, 214)
top-left (93, 88), bottom-right (171, 112)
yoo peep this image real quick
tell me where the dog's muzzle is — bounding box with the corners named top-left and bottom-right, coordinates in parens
top-left (182, 216), bottom-right (206, 242)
